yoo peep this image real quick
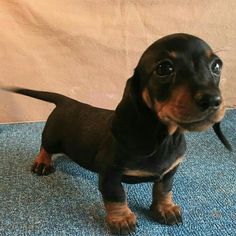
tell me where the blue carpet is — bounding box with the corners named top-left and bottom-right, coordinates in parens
top-left (0, 110), bottom-right (235, 236)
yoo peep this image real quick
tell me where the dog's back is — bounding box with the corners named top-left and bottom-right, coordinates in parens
top-left (4, 87), bottom-right (115, 171)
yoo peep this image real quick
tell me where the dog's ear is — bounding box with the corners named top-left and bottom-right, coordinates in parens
top-left (111, 70), bottom-right (166, 156)
top-left (123, 68), bottom-right (152, 112)
top-left (111, 74), bottom-right (138, 153)
top-left (213, 122), bottom-right (232, 151)
top-left (113, 69), bottom-right (145, 117)
top-left (118, 69), bottom-right (142, 107)
top-left (112, 71), bottom-right (140, 133)
top-left (129, 68), bottom-right (143, 100)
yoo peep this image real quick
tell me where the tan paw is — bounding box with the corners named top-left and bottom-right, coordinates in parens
top-left (105, 202), bottom-right (137, 235)
top-left (106, 211), bottom-right (137, 235)
top-left (31, 148), bottom-right (54, 176)
top-left (31, 161), bottom-right (54, 176)
top-left (151, 203), bottom-right (182, 225)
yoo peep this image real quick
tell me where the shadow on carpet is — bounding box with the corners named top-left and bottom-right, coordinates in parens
top-left (0, 110), bottom-right (235, 236)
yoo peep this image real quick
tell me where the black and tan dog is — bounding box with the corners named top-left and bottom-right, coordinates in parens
top-left (3, 33), bottom-right (231, 234)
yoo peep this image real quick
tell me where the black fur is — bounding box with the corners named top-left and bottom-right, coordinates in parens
top-left (213, 122), bottom-right (232, 151)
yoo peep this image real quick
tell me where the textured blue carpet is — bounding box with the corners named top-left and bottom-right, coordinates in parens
top-left (0, 110), bottom-right (235, 236)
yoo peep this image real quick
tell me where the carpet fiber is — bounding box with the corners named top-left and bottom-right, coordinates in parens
top-left (0, 110), bottom-right (235, 236)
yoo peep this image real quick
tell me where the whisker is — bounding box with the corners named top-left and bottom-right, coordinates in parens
top-left (213, 47), bottom-right (231, 54)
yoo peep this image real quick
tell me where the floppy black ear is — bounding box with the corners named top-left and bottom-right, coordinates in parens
top-left (111, 75), bottom-right (139, 152)
top-left (113, 69), bottom-right (147, 118)
top-left (111, 72), bottom-right (142, 142)
top-left (117, 69), bottom-right (143, 107)
top-left (213, 122), bottom-right (232, 151)
top-left (129, 69), bottom-right (141, 103)
top-left (120, 69), bottom-right (152, 112)
top-left (111, 71), bottom-right (166, 156)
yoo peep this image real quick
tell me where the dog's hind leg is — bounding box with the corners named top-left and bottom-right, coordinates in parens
top-left (31, 113), bottom-right (62, 176)
top-left (31, 147), bottom-right (54, 176)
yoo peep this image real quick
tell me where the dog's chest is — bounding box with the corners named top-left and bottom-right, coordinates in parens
top-left (123, 156), bottom-right (184, 179)
top-left (122, 132), bottom-right (186, 181)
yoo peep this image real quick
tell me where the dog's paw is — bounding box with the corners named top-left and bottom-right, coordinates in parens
top-left (106, 211), bottom-right (137, 235)
top-left (150, 203), bottom-right (182, 225)
top-left (31, 161), bottom-right (54, 176)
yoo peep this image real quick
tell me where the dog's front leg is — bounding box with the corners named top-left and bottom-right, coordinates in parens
top-left (99, 171), bottom-right (136, 234)
top-left (150, 167), bottom-right (182, 225)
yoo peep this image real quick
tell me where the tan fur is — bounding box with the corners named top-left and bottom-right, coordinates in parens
top-left (142, 88), bottom-right (153, 109)
top-left (152, 86), bottom-right (225, 132)
top-left (123, 156), bottom-right (184, 178)
top-left (33, 148), bottom-right (52, 166)
top-left (142, 88), bottom-right (179, 135)
top-left (151, 182), bottom-right (181, 222)
top-left (160, 156), bottom-right (184, 179)
top-left (105, 202), bottom-right (136, 231)
top-left (123, 169), bottom-right (156, 177)
top-left (169, 51), bottom-right (177, 59)
top-left (206, 49), bottom-right (213, 58)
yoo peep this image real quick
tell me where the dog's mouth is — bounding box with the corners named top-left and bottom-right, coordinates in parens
top-left (164, 106), bottom-right (225, 132)
top-left (172, 115), bottom-right (216, 131)
top-left (155, 98), bottom-right (226, 133)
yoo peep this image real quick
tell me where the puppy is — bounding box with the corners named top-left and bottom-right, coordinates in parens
top-left (4, 33), bottom-right (230, 234)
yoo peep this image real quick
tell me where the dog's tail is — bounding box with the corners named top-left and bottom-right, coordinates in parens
top-left (213, 122), bottom-right (232, 151)
top-left (2, 87), bottom-right (71, 106)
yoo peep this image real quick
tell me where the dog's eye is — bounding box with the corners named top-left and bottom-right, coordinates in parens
top-left (155, 60), bottom-right (174, 77)
top-left (211, 59), bottom-right (222, 76)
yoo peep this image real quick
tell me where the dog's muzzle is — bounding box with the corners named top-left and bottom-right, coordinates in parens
top-left (194, 91), bottom-right (222, 112)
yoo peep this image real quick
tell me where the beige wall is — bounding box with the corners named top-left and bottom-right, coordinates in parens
top-left (0, 0), bottom-right (235, 123)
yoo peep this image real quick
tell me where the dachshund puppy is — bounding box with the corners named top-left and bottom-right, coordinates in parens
top-left (4, 33), bottom-right (230, 234)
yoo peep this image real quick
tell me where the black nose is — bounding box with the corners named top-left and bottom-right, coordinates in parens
top-left (194, 92), bottom-right (222, 111)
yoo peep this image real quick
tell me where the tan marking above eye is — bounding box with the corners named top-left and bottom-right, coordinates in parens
top-left (206, 49), bottom-right (213, 58)
top-left (168, 51), bottom-right (177, 59)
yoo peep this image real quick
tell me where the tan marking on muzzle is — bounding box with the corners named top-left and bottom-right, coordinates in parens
top-left (142, 87), bottom-right (180, 135)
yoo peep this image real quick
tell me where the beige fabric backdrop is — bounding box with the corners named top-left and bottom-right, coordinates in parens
top-left (0, 0), bottom-right (235, 123)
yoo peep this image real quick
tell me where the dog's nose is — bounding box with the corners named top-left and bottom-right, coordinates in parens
top-left (194, 92), bottom-right (222, 111)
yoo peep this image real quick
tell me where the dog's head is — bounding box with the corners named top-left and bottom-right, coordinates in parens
top-left (133, 33), bottom-right (225, 134)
